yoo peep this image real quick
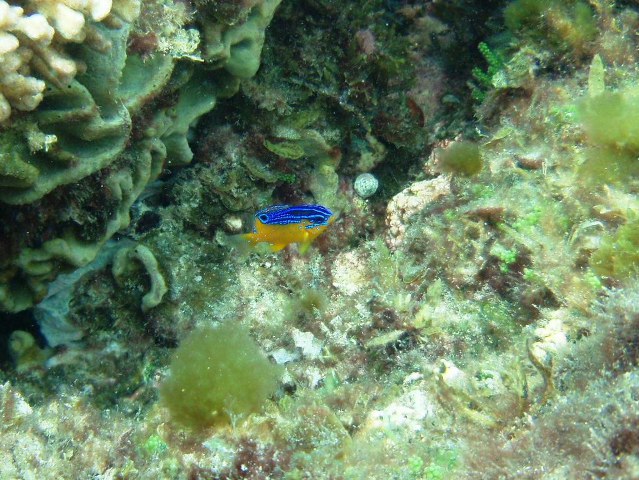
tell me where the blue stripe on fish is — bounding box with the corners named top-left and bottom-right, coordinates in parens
top-left (256, 204), bottom-right (334, 230)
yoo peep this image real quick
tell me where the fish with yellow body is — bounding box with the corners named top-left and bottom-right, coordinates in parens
top-left (241, 204), bottom-right (334, 252)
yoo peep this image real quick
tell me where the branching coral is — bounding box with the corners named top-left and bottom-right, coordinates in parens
top-left (0, 1), bottom-right (54, 122)
top-left (0, 0), bottom-right (140, 123)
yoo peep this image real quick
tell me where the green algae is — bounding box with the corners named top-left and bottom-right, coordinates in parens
top-left (590, 217), bottom-right (639, 280)
top-left (264, 139), bottom-right (305, 159)
top-left (160, 323), bottom-right (282, 429)
top-left (578, 88), bottom-right (639, 185)
top-left (504, 0), bottom-right (597, 55)
top-left (579, 90), bottom-right (639, 152)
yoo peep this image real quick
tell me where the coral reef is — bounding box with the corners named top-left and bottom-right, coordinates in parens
top-left (0, 0), bottom-right (281, 313)
top-left (2, 1), bottom-right (639, 479)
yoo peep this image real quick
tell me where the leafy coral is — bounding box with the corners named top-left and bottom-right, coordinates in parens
top-left (0, 0), bottom-right (281, 313)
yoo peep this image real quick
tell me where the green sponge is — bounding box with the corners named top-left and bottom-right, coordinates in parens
top-left (160, 323), bottom-right (281, 429)
top-left (437, 141), bottom-right (483, 177)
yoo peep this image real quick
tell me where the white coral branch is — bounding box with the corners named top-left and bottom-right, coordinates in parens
top-left (0, 0), bottom-right (140, 123)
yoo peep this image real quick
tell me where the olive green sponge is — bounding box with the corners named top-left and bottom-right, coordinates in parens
top-left (160, 323), bottom-right (282, 429)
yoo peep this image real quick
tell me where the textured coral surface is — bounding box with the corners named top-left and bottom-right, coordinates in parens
top-left (0, 0), bottom-right (280, 313)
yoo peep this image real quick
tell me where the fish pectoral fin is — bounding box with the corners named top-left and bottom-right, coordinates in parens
top-left (298, 241), bottom-right (313, 255)
top-left (240, 233), bottom-right (258, 246)
top-left (269, 243), bottom-right (288, 252)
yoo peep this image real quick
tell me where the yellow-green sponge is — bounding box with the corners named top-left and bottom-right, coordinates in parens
top-left (160, 323), bottom-right (281, 429)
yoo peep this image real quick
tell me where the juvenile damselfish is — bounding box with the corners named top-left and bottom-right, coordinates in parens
top-left (241, 204), bottom-right (334, 252)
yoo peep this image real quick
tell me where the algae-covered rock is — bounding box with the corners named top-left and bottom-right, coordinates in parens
top-left (504, 0), bottom-right (598, 57)
top-left (590, 217), bottom-right (639, 281)
top-left (8, 331), bottom-right (50, 371)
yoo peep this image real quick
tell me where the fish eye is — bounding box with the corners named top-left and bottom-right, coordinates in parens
top-left (258, 214), bottom-right (269, 223)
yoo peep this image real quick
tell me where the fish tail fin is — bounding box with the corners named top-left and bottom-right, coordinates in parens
top-left (217, 231), bottom-right (253, 256)
top-left (225, 233), bottom-right (282, 255)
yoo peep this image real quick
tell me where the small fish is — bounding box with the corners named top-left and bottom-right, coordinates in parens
top-left (241, 204), bottom-right (334, 252)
